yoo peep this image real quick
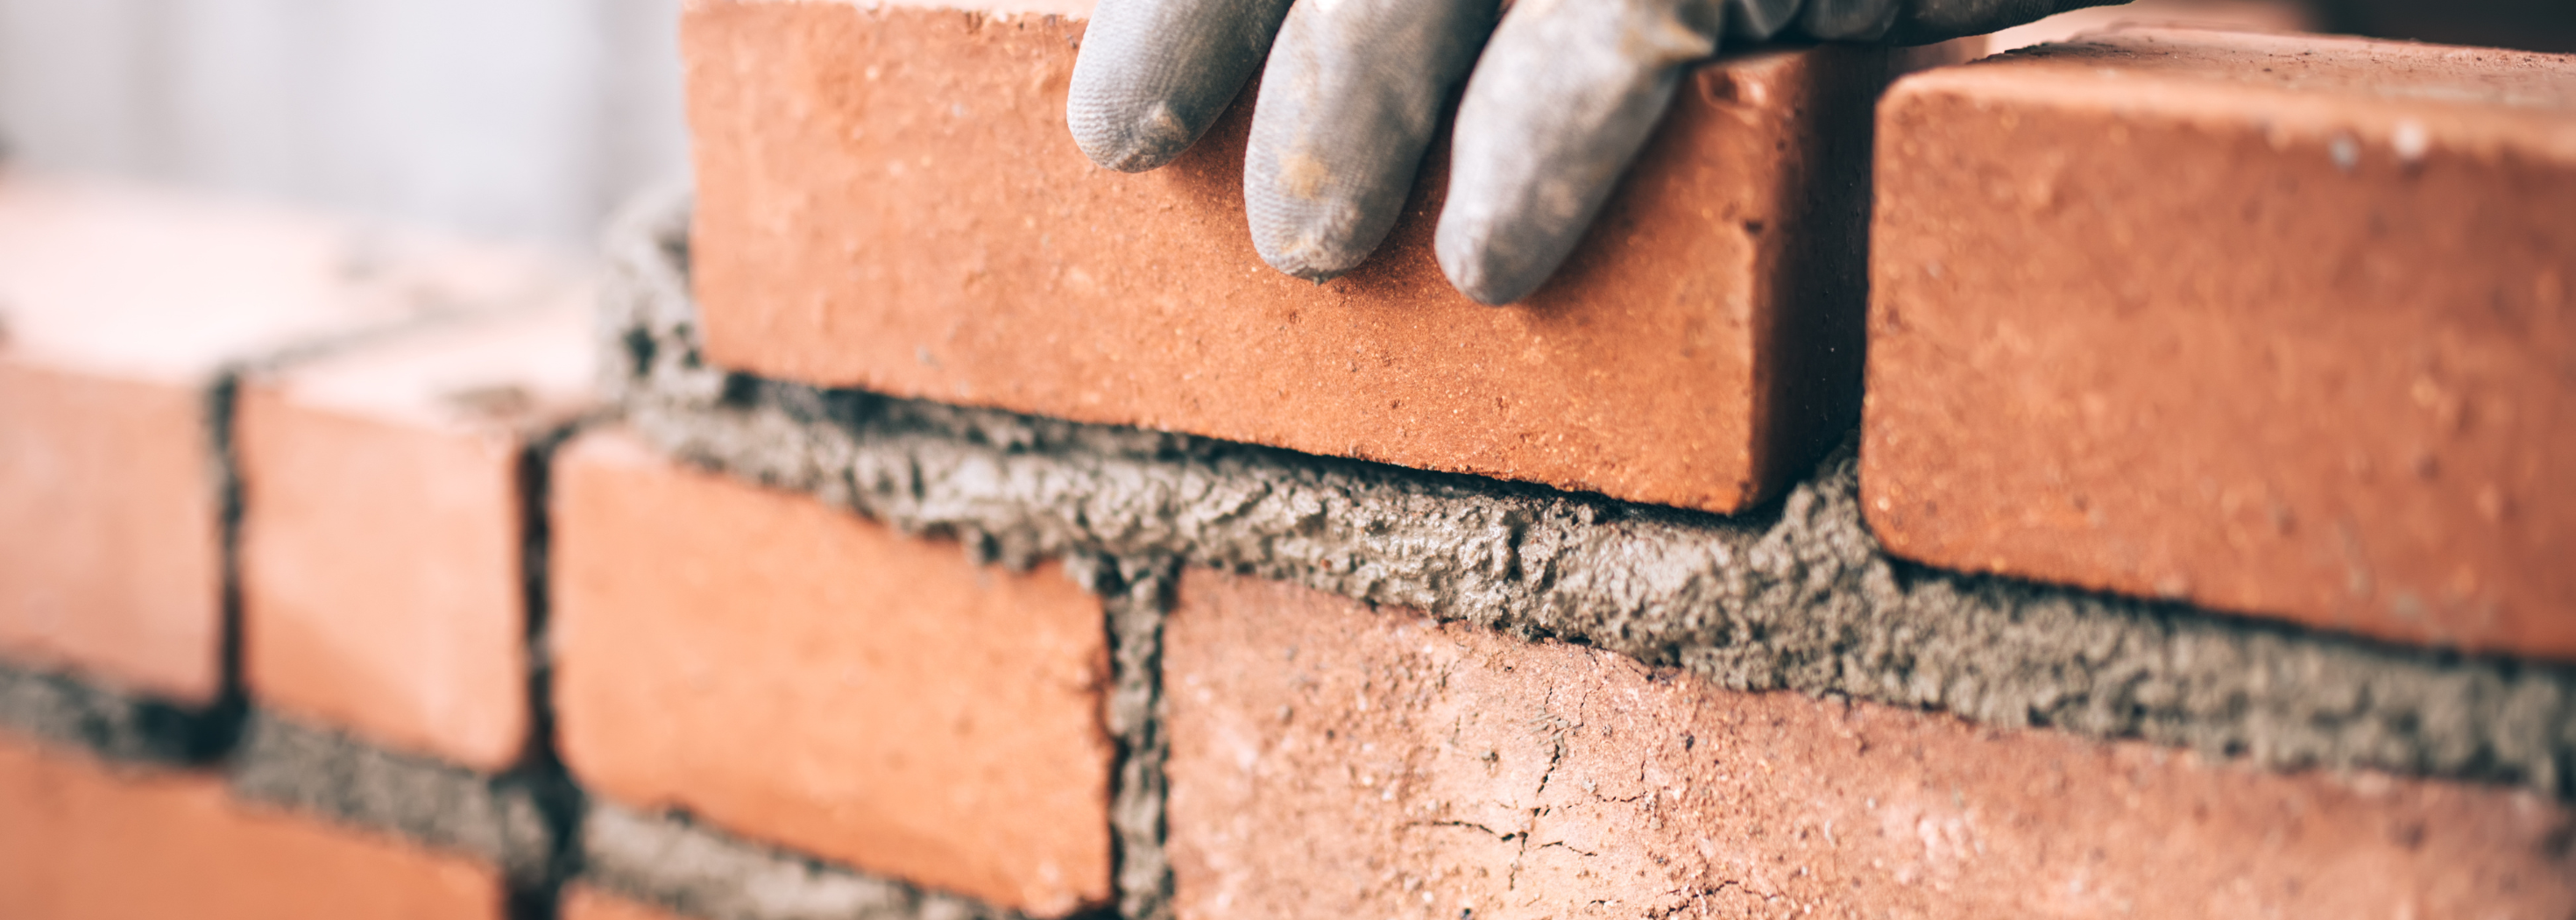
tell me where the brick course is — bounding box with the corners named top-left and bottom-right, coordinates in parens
top-left (238, 299), bottom-right (592, 771)
top-left (552, 429), bottom-right (1115, 916)
top-left (1865, 28), bottom-right (2576, 658)
top-left (683, 0), bottom-right (1965, 514)
top-left (1164, 569), bottom-right (2576, 919)
top-left (0, 175), bottom-right (560, 703)
top-left (0, 728), bottom-right (506, 920)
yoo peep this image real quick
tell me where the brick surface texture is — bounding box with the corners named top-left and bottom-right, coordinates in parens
top-left (683, 0), bottom-right (1968, 514)
top-left (552, 429), bottom-right (1115, 916)
top-left (1164, 569), bottom-right (2576, 919)
top-left (0, 729), bottom-right (505, 920)
top-left (239, 300), bottom-right (591, 771)
top-left (1865, 28), bottom-right (2576, 658)
top-left (0, 175), bottom-right (556, 702)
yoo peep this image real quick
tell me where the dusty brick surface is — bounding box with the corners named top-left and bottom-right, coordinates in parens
top-left (553, 429), bottom-right (1114, 916)
top-left (0, 175), bottom-right (560, 702)
top-left (238, 299), bottom-right (592, 771)
top-left (1164, 569), bottom-right (2576, 920)
top-left (1865, 28), bottom-right (2576, 658)
top-left (0, 728), bottom-right (505, 919)
top-left (683, 0), bottom-right (1968, 513)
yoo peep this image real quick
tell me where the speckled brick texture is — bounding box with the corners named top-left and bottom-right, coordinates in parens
top-left (683, 0), bottom-right (1970, 514)
top-left (1164, 569), bottom-right (2576, 919)
top-left (1865, 27), bottom-right (2576, 659)
top-left (552, 429), bottom-right (1115, 916)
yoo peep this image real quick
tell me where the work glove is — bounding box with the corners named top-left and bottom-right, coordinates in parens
top-left (1067, 0), bottom-right (2120, 304)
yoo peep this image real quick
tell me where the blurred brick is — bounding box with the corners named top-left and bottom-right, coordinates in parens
top-left (0, 174), bottom-right (561, 703)
top-left (239, 297), bottom-right (593, 771)
top-left (1865, 28), bottom-right (2576, 657)
top-left (552, 430), bottom-right (1114, 916)
top-left (560, 886), bottom-right (689, 920)
top-left (1164, 569), bottom-right (2576, 920)
top-left (683, 1), bottom-right (1970, 514)
top-left (0, 727), bottom-right (506, 919)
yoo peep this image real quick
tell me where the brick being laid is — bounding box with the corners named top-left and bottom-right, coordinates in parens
top-left (549, 429), bottom-right (1115, 917)
top-left (0, 174), bottom-right (562, 704)
top-left (682, 0), bottom-right (1967, 514)
top-left (1864, 28), bottom-right (2576, 658)
top-left (0, 728), bottom-right (506, 919)
top-left (237, 296), bottom-right (593, 772)
top-left (1164, 569), bottom-right (2576, 919)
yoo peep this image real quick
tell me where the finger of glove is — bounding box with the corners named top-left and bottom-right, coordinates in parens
top-left (1792, 0), bottom-right (1905, 40)
top-left (1244, 0), bottom-right (1498, 280)
top-left (1437, 0), bottom-right (1723, 305)
top-left (1885, 0), bottom-right (2124, 44)
top-left (1067, 0), bottom-right (1295, 172)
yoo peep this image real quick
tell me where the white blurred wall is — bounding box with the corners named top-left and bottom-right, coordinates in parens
top-left (0, 0), bottom-right (688, 247)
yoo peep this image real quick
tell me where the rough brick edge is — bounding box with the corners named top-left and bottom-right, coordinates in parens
top-left (579, 801), bottom-right (1031, 920)
top-left (608, 188), bottom-right (2576, 797)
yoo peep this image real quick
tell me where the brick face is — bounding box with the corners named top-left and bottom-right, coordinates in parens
top-left (238, 301), bottom-right (591, 771)
top-left (0, 729), bottom-right (506, 919)
top-left (1864, 28), bottom-right (2576, 658)
top-left (683, 0), bottom-right (1964, 513)
top-left (552, 430), bottom-right (1114, 916)
top-left (0, 174), bottom-right (568, 702)
top-left (1164, 569), bottom-right (2576, 919)
top-left (0, 360), bottom-right (223, 703)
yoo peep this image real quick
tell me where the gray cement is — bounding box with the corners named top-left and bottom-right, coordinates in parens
top-left (605, 189), bottom-right (2576, 798)
top-left (581, 803), bottom-right (1023, 920)
top-left (1072, 556), bottom-right (1175, 920)
top-left (0, 661), bottom-right (233, 765)
top-left (227, 711), bottom-right (559, 886)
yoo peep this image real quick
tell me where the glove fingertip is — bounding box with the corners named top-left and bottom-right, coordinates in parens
top-left (1435, 223), bottom-right (1543, 307)
top-left (1068, 97), bottom-right (1197, 173)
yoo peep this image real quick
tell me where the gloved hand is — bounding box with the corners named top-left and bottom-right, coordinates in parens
top-left (1067, 0), bottom-right (2119, 304)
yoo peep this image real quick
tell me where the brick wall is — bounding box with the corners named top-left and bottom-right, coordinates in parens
top-left (3, 7), bottom-right (2572, 920)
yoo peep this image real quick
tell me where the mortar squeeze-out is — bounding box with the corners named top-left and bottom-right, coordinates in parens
top-left (606, 188), bottom-right (2576, 799)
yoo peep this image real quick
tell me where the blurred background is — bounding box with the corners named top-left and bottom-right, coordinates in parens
top-left (0, 0), bottom-right (2561, 254)
top-left (0, 0), bottom-right (687, 251)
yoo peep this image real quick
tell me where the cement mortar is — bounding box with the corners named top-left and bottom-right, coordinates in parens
top-left (581, 802), bottom-right (1023, 920)
top-left (228, 711), bottom-right (557, 884)
top-left (0, 661), bottom-right (233, 765)
top-left (605, 191), bottom-right (2576, 796)
top-left (1069, 557), bottom-right (1176, 920)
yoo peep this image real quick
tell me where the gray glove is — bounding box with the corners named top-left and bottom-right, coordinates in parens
top-left (1068, 0), bottom-right (2118, 304)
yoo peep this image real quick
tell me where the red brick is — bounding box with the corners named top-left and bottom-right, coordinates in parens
top-left (0, 175), bottom-right (560, 702)
top-left (552, 430), bottom-right (1114, 916)
top-left (1164, 570), bottom-right (2576, 919)
top-left (560, 886), bottom-right (687, 920)
top-left (683, 0), bottom-right (1969, 514)
top-left (0, 728), bottom-right (505, 919)
top-left (1864, 29), bottom-right (2576, 657)
top-left (238, 299), bottom-right (592, 771)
